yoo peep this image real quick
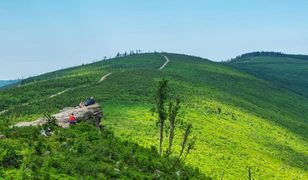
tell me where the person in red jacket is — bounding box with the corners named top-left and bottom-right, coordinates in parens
top-left (69, 113), bottom-right (76, 125)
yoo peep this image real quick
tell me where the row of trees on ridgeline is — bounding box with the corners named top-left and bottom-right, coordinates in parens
top-left (228, 51), bottom-right (308, 62)
top-left (115, 50), bottom-right (143, 58)
top-left (153, 79), bottom-right (196, 160)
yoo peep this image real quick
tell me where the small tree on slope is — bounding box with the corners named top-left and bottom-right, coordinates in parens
top-left (166, 98), bottom-right (181, 156)
top-left (155, 79), bottom-right (169, 155)
top-left (154, 79), bottom-right (195, 159)
top-left (179, 123), bottom-right (192, 158)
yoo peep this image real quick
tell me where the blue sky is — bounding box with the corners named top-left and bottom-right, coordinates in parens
top-left (0, 0), bottom-right (308, 79)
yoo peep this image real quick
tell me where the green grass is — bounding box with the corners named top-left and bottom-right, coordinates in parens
top-left (0, 53), bottom-right (307, 179)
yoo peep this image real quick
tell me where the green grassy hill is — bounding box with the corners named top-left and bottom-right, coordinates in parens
top-left (0, 53), bottom-right (307, 179)
top-left (227, 52), bottom-right (308, 98)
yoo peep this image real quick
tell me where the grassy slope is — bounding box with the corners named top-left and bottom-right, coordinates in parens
top-left (0, 53), bottom-right (307, 179)
top-left (227, 55), bottom-right (308, 98)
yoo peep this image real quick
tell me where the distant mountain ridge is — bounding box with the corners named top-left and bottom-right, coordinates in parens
top-left (227, 52), bottom-right (308, 98)
top-left (0, 80), bottom-right (19, 88)
top-left (229, 51), bottom-right (308, 62)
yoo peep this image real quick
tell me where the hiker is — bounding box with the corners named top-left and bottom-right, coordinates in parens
top-left (85, 97), bottom-right (96, 106)
top-left (69, 113), bottom-right (77, 125)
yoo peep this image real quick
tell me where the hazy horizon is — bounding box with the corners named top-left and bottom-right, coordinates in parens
top-left (1, 0), bottom-right (308, 79)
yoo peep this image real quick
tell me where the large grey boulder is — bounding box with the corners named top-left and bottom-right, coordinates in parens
top-left (14, 104), bottom-right (102, 128)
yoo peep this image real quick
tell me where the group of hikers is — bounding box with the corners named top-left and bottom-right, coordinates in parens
top-left (69, 97), bottom-right (96, 125)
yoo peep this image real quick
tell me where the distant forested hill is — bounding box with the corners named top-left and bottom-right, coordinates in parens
top-left (227, 52), bottom-right (308, 97)
top-left (0, 80), bottom-right (19, 88)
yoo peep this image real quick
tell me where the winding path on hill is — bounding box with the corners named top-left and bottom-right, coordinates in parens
top-left (98, 73), bottom-right (112, 83)
top-left (46, 72), bottom-right (111, 99)
top-left (159, 55), bottom-right (170, 70)
top-left (49, 88), bottom-right (72, 98)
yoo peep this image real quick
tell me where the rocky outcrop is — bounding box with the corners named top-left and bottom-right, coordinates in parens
top-left (14, 104), bottom-right (102, 128)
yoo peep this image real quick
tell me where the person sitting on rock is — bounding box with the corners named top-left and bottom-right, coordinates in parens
top-left (84, 97), bottom-right (96, 106)
top-left (69, 113), bottom-right (76, 125)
